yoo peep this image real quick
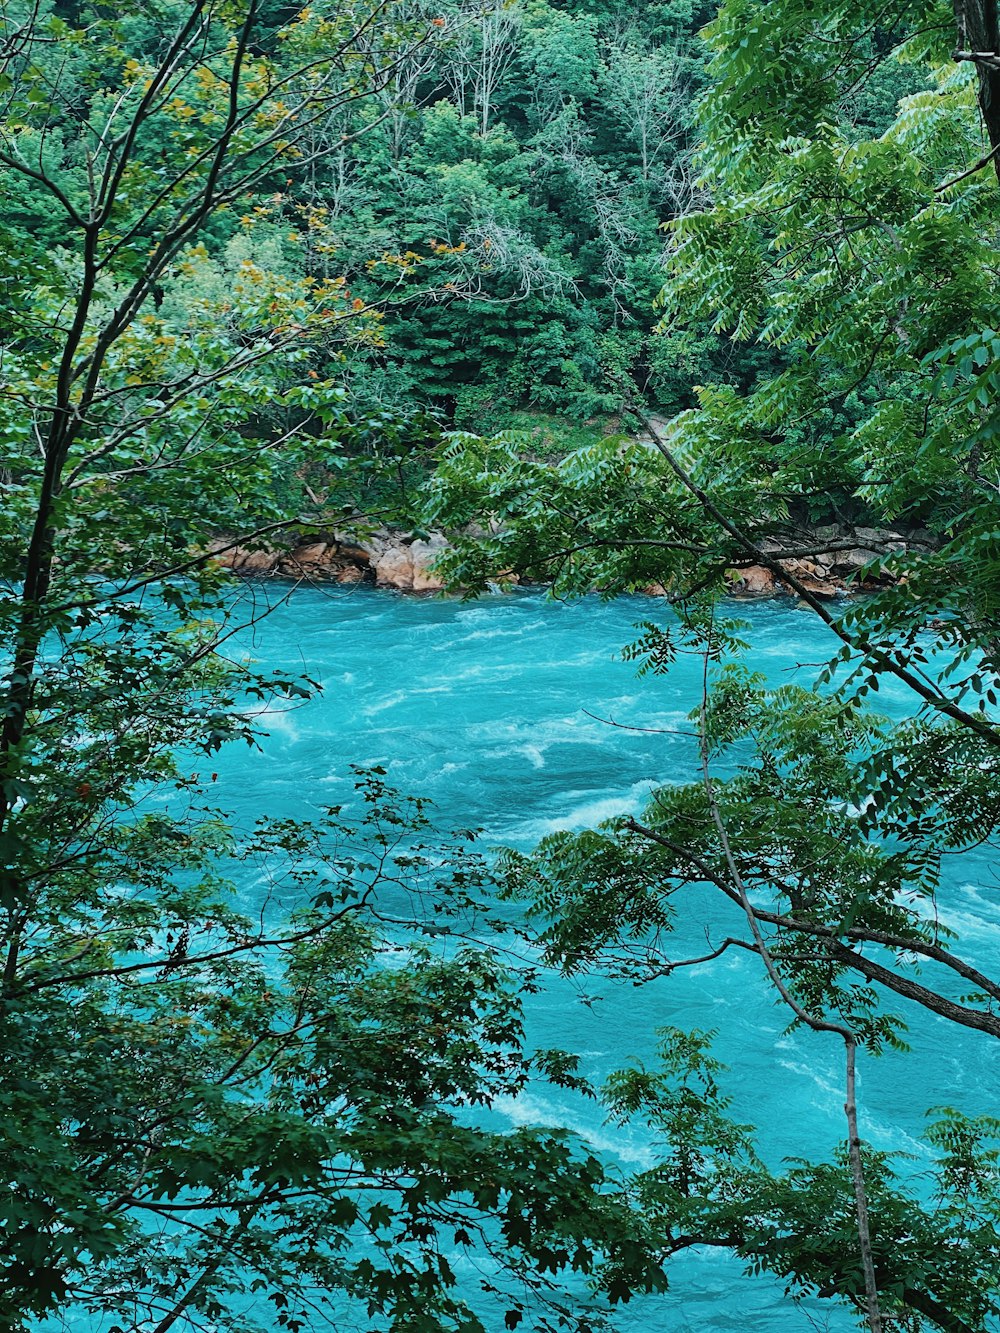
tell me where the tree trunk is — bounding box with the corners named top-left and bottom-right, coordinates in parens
top-left (954, 0), bottom-right (1000, 182)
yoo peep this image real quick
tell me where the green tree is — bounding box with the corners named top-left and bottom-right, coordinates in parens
top-left (0, 3), bottom-right (666, 1328)
top-left (424, 1), bottom-right (1000, 1329)
top-left (269, 0), bottom-right (722, 425)
top-left (599, 38), bottom-right (686, 184)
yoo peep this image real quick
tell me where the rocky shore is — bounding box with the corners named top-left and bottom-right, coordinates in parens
top-left (724, 524), bottom-right (920, 599)
top-left (212, 522), bottom-right (920, 598)
top-left (210, 530), bottom-right (453, 592)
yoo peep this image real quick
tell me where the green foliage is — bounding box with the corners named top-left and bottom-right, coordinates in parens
top-left (0, 3), bottom-right (672, 1329)
top-left (422, 0), bottom-right (1000, 1328)
top-left (1, 773), bottom-right (664, 1332)
top-left (608, 1032), bottom-right (1000, 1332)
top-left (189, 0), bottom-right (721, 424)
top-left (7, 0), bottom-right (1000, 1327)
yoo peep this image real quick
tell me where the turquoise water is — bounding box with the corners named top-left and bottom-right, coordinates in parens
top-left (215, 585), bottom-right (1000, 1331)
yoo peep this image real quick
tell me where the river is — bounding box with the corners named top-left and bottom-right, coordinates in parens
top-left (212, 584), bottom-right (1000, 1332)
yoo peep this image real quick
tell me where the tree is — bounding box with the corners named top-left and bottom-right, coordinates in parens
top-left (0, 3), bottom-right (667, 1328)
top-left (192, 0), bottom-right (721, 427)
top-left (470, 4), bottom-right (522, 137)
top-left (423, 1), bottom-right (1000, 1328)
top-left (599, 38), bottom-right (686, 183)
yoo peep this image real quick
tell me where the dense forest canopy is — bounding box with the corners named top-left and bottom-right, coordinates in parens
top-left (3, 0), bottom-right (1000, 1331)
top-left (0, 0), bottom-right (764, 436)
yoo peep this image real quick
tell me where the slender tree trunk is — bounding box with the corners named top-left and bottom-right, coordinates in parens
top-left (844, 1039), bottom-right (883, 1333)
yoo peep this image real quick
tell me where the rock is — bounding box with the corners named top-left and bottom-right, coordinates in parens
top-left (373, 543), bottom-right (415, 590)
top-left (410, 535), bottom-right (449, 592)
top-left (234, 546), bottom-right (280, 572)
top-left (336, 565), bottom-right (366, 584)
top-left (829, 547), bottom-right (879, 575)
top-left (782, 558), bottom-right (823, 583)
top-left (795, 575), bottom-right (842, 599)
top-left (854, 525), bottom-right (904, 546)
top-left (811, 523), bottom-right (845, 543)
top-left (363, 531), bottom-right (451, 591)
top-left (334, 541), bottom-right (372, 566)
top-left (289, 541), bottom-right (329, 565)
top-left (358, 532), bottom-right (388, 561)
top-left (278, 541), bottom-right (335, 576)
top-left (732, 565), bottom-right (777, 596)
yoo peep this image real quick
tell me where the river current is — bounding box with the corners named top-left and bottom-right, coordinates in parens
top-left (214, 585), bottom-right (1000, 1332)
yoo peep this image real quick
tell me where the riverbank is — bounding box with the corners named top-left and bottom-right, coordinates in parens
top-left (211, 522), bottom-right (920, 599)
top-left (210, 531), bottom-right (452, 592)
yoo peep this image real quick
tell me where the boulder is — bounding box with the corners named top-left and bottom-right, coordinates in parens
top-left (782, 558), bottom-right (823, 580)
top-left (288, 541), bottom-right (329, 565)
top-left (334, 541), bottom-right (372, 566)
top-left (732, 565), bottom-right (777, 596)
top-left (854, 525), bottom-right (905, 547)
top-left (410, 535), bottom-right (449, 592)
top-left (810, 523), bottom-right (846, 543)
top-left (373, 543), bottom-right (415, 590)
top-left (795, 575), bottom-right (842, 600)
top-left (829, 547), bottom-right (879, 575)
top-left (234, 546), bottom-right (280, 572)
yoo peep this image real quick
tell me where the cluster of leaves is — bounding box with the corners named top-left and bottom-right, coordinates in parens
top-left (608, 1030), bottom-right (1000, 1332)
top-left (275, 0), bottom-right (721, 424)
top-left (0, 3), bottom-right (676, 1330)
top-left (421, 0), bottom-right (1000, 1329)
top-left (485, 652), bottom-right (1000, 1329)
top-left (7, 0), bottom-right (1000, 1328)
top-left (1, 769), bottom-right (666, 1332)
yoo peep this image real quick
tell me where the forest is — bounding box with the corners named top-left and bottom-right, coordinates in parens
top-left (2, 0), bottom-right (1000, 1331)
